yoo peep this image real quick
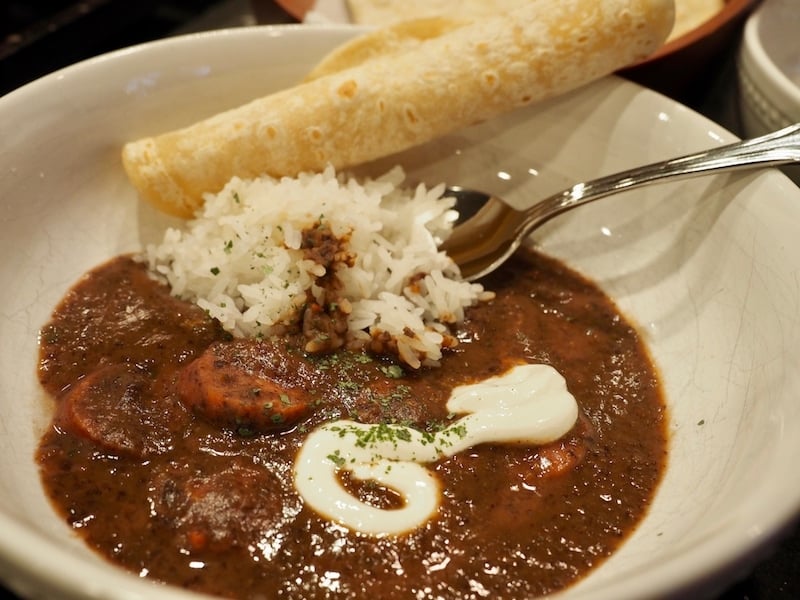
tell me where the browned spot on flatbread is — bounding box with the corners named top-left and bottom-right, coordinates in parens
top-left (337, 79), bottom-right (358, 99)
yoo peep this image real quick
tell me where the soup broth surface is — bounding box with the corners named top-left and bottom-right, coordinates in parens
top-left (36, 248), bottom-right (667, 599)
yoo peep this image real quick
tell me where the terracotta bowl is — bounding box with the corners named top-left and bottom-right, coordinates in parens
top-left (275, 0), bottom-right (313, 19)
top-left (622, 0), bottom-right (760, 103)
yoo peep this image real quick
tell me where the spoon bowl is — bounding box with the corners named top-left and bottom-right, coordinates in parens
top-left (442, 123), bottom-right (800, 281)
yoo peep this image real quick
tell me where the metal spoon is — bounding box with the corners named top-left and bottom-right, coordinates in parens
top-left (441, 123), bottom-right (800, 281)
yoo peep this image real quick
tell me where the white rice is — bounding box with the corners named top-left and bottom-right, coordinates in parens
top-left (146, 165), bottom-right (492, 368)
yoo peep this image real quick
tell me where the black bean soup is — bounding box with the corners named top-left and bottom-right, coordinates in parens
top-left (36, 247), bottom-right (667, 599)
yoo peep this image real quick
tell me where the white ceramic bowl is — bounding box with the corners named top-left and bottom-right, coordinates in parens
top-left (2, 24), bottom-right (800, 600)
top-left (738, 0), bottom-right (800, 137)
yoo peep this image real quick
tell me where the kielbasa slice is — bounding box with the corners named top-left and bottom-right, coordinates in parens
top-left (528, 411), bottom-right (596, 479)
top-left (178, 339), bottom-right (316, 435)
top-left (58, 364), bottom-right (151, 457)
top-left (148, 459), bottom-right (299, 554)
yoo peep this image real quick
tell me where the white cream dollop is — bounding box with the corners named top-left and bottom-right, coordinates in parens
top-left (293, 363), bottom-right (578, 536)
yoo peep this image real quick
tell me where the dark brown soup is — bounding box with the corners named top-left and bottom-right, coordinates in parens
top-left (36, 248), bottom-right (667, 599)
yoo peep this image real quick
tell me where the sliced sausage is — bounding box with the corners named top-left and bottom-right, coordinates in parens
top-left (529, 411), bottom-right (596, 480)
top-left (58, 364), bottom-right (151, 457)
top-left (178, 339), bottom-right (316, 435)
top-left (148, 459), bottom-right (299, 554)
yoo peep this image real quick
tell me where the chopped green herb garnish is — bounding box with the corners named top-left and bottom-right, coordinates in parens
top-left (337, 380), bottom-right (361, 393)
top-left (444, 423), bottom-right (468, 439)
top-left (327, 450), bottom-right (346, 467)
top-left (394, 428), bottom-right (412, 442)
top-left (380, 364), bottom-right (404, 379)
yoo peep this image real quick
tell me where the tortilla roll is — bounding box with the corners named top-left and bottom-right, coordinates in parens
top-left (345, 0), bottom-right (529, 27)
top-left (303, 17), bottom-right (470, 81)
top-left (122, 0), bottom-right (675, 217)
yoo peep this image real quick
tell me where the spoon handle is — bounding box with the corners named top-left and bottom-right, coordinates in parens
top-left (446, 123), bottom-right (800, 281)
top-left (521, 122), bottom-right (800, 235)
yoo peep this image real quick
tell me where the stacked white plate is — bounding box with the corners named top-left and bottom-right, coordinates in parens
top-left (737, 0), bottom-right (800, 182)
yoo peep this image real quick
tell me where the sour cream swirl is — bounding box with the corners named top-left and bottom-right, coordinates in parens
top-left (293, 363), bottom-right (578, 535)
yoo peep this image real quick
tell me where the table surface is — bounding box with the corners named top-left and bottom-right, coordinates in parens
top-left (3, 1), bottom-right (799, 598)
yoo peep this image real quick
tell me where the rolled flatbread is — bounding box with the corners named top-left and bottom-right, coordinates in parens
top-left (303, 16), bottom-right (469, 81)
top-left (122, 0), bottom-right (675, 217)
top-left (345, 0), bottom-right (529, 26)
top-left (345, 0), bottom-right (718, 43)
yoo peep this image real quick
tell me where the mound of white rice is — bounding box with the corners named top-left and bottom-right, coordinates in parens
top-left (146, 165), bottom-right (492, 368)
